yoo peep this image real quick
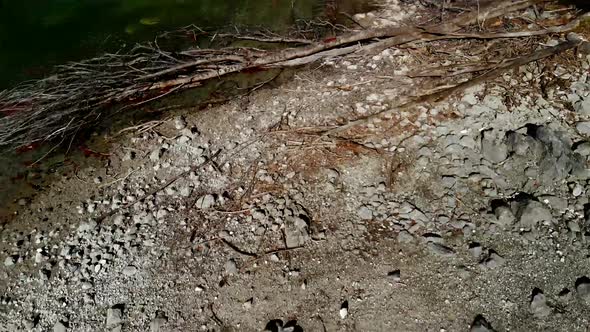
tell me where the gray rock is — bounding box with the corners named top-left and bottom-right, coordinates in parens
top-left (387, 269), bottom-right (401, 282)
top-left (122, 266), bottom-right (138, 276)
top-left (470, 315), bottom-right (495, 332)
top-left (481, 130), bottom-right (508, 163)
top-left (106, 307), bottom-right (123, 328)
top-left (493, 206), bottom-right (515, 225)
top-left (78, 220), bottom-right (97, 233)
top-left (481, 251), bottom-right (505, 268)
top-left (515, 200), bottom-right (552, 228)
top-left (149, 148), bottom-right (164, 162)
top-left (574, 142), bottom-right (590, 156)
top-left (357, 206), bottom-right (373, 220)
top-left (468, 242), bottom-right (483, 258)
top-left (4, 255), bottom-right (16, 267)
top-left (530, 289), bottom-right (552, 318)
top-left (54, 321), bottom-right (67, 332)
top-left (174, 116), bottom-right (187, 130)
top-left (149, 312), bottom-right (168, 332)
top-left (577, 122), bottom-right (590, 136)
top-left (397, 230), bottom-right (415, 243)
top-left (284, 216), bottom-right (310, 248)
top-left (195, 194), bottom-right (215, 209)
top-left (225, 259), bottom-right (238, 275)
top-left (575, 276), bottom-right (590, 301)
top-left (427, 243), bottom-right (456, 257)
top-left (574, 98), bottom-right (590, 117)
top-left (422, 233), bottom-right (444, 244)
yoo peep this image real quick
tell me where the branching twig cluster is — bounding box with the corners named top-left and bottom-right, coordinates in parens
top-left (0, 0), bottom-right (582, 150)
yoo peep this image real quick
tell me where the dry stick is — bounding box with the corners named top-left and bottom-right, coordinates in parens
top-left (143, 0), bottom-right (537, 89)
top-left (326, 39), bottom-right (582, 136)
top-left (96, 150), bottom-right (221, 222)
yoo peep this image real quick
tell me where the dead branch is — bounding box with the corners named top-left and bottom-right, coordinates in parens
top-left (0, 0), bottom-right (580, 151)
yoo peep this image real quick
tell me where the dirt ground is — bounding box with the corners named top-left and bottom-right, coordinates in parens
top-left (2, 1), bottom-right (590, 331)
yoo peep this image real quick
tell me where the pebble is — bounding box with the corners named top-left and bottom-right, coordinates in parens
top-left (195, 195), bottom-right (215, 209)
top-left (357, 206), bottom-right (373, 220)
top-left (150, 312), bottom-right (168, 332)
top-left (517, 201), bottom-right (552, 228)
top-left (340, 301), bottom-right (349, 319)
top-left (387, 269), bottom-right (401, 282)
top-left (468, 242), bottom-right (483, 258)
top-left (53, 321), bottom-right (67, 332)
top-left (530, 289), bottom-right (552, 318)
top-left (397, 230), bottom-right (415, 243)
top-left (470, 315), bottom-right (495, 332)
top-left (575, 276), bottom-right (590, 301)
top-left (122, 266), bottom-right (138, 276)
top-left (576, 122), bottom-right (590, 136)
top-left (106, 307), bottom-right (123, 328)
top-left (427, 243), bottom-right (456, 257)
top-left (225, 259), bottom-right (238, 275)
top-left (4, 256), bottom-right (16, 267)
top-left (481, 251), bottom-right (505, 268)
top-left (174, 116), bottom-right (187, 130)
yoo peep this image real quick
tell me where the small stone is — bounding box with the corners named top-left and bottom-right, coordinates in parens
top-left (517, 201), bottom-right (552, 228)
top-left (225, 259), bottom-right (238, 275)
top-left (149, 148), bottom-right (163, 162)
top-left (572, 183), bottom-right (584, 197)
top-left (558, 288), bottom-right (573, 302)
top-left (387, 269), bottom-right (401, 282)
top-left (493, 206), bottom-right (515, 225)
top-left (122, 266), bottom-right (138, 276)
top-left (195, 195), bottom-right (215, 209)
top-left (243, 298), bottom-right (253, 310)
top-left (53, 321), bottom-right (67, 332)
top-left (4, 256), bottom-right (16, 267)
top-left (357, 206), bottom-right (373, 220)
top-left (470, 315), bottom-right (495, 332)
top-left (576, 122), bottom-right (590, 136)
top-left (106, 306), bottom-right (123, 328)
top-left (468, 242), bottom-right (483, 258)
top-left (270, 254), bottom-right (280, 262)
top-left (530, 288), bottom-right (552, 318)
top-left (575, 276), bottom-right (590, 301)
top-left (150, 311), bottom-right (168, 332)
top-left (339, 301), bottom-right (349, 319)
top-left (574, 142), bottom-right (590, 156)
top-left (81, 282), bottom-right (93, 290)
top-left (397, 230), bottom-right (414, 243)
top-left (174, 116), bottom-right (187, 130)
top-left (427, 243), bottom-right (456, 257)
top-left (481, 251), bottom-right (505, 268)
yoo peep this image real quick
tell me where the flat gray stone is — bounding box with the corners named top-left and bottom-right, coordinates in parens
top-left (530, 290), bottom-right (552, 318)
top-left (427, 243), bottom-right (456, 257)
top-left (122, 266), bottom-right (138, 276)
top-left (53, 321), bottom-right (67, 332)
top-left (106, 307), bottom-right (123, 328)
top-left (576, 276), bottom-right (590, 301)
top-left (357, 206), bottom-right (373, 220)
top-left (576, 122), bottom-right (590, 136)
top-left (195, 194), bottom-right (215, 209)
top-left (516, 200), bottom-right (552, 228)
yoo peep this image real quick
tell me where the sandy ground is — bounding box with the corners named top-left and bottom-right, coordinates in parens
top-left (2, 1), bottom-right (590, 331)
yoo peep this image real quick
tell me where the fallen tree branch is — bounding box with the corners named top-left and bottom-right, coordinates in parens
top-left (326, 37), bottom-right (585, 135)
top-left (0, 0), bottom-right (577, 150)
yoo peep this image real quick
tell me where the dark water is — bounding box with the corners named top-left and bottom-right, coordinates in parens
top-left (0, 0), bottom-right (373, 89)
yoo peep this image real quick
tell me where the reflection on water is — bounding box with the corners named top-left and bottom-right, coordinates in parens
top-left (0, 0), bottom-right (374, 88)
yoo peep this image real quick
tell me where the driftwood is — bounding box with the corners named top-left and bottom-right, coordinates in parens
top-left (0, 0), bottom-right (582, 149)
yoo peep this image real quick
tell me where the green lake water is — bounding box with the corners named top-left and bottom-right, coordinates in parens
top-left (0, 0), bottom-right (373, 89)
